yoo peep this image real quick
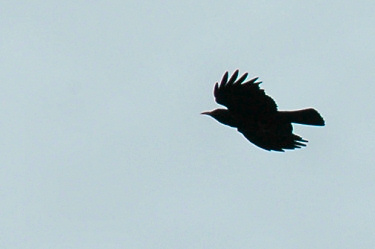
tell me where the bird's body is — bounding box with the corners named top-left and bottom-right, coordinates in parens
top-left (202, 70), bottom-right (325, 151)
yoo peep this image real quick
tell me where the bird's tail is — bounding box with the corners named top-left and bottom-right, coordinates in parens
top-left (280, 108), bottom-right (325, 126)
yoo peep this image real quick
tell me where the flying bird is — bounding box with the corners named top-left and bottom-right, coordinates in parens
top-left (202, 70), bottom-right (325, 151)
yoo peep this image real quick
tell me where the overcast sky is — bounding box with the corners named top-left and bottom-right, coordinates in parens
top-left (2, 1), bottom-right (375, 248)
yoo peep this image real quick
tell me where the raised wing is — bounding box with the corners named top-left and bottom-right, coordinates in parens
top-left (214, 70), bottom-right (278, 115)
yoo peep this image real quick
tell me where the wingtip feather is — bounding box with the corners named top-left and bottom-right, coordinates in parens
top-left (227, 70), bottom-right (239, 85)
top-left (220, 72), bottom-right (229, 86)
top-left (234, 72), bottom-right (248, 85)
top-left (214, 82), bottom-right (219, 95)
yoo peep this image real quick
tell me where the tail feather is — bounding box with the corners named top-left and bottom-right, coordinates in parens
top-left (280, 108), bottom-right (325, 126)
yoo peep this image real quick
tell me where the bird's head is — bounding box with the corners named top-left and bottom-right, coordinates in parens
top-left (201, 108), bottom-right (237, 127)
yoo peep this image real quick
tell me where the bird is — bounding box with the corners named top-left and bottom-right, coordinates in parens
top-left (202, 70), bottom-right (325, 151)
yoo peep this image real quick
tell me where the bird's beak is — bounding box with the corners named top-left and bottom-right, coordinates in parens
top-left (201, 111), bottom-right (210, 115)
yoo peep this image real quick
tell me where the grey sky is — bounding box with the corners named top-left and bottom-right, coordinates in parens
top-left (1, 1), bottom-right (375, 248)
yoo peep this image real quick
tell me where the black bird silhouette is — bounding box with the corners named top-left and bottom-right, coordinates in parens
top-left (202, 70), bottom-right (325, 151)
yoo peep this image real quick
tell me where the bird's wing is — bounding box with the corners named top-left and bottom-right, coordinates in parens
top-left (214, 70), bottom-right (278, 115)
top-left (239, 123), bottom-right (307, 151)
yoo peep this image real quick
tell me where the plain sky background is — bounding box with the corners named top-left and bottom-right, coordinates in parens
top-left (1, 1), bottom-right (375, 248)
